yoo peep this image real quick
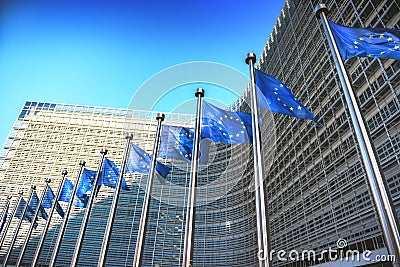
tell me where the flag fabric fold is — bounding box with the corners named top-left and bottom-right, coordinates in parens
top-left (75, 169), bottom-right (96, 199)
top-left (328, 20), bottom-right (400, 60)
top-left (159, 125), bottom-right (195, 162)
top-left (58, 178), bottom-right (89, 208)
top-left (43, 187), bottom-right (65, 218)
top-left (201, 101), bottom-right (253, 144)
top-left (30, 191), bottom-right (48, 220)
top-left (15, 198), bottom-right (38, 228)
top-left (255, 69), bottom-right (322, 125)
top-left (100, 158), bottom-right (129, 190)
top-left (126, 144), bottom-right (171, 178)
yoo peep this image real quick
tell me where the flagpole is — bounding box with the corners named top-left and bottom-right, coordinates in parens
top-left (98, 133), bottom-right (133, 267)
top-left (182, 88), bottom-right (204, 267)
top-left (31, 170), bottom-right (68, 267)
top-left (246, 53), bottom-right (272, 267)
top-left (315, 5), bottom-right (400, 266)
top-left (2, 185), bottom-right (36, 267)
top-left (16, 179), bottom-right (50, 267)
top-left (70, 148), bottom-right (107, 267)
top-left (133, 114), bottom-right (165, 267)
top-left (0, 195), bottom-right (12, 233)
top-left (49, 161), bottom-right (85, 267)
top-left (0, 195), bottom-right (13, 249)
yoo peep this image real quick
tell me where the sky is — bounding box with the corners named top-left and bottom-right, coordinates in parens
top-left (0, 0), bottom-right (285, 144)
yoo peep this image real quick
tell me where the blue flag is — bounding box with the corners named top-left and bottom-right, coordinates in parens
top-left (255, 69), bottom-right (321, 125)
top-left (42, 187), bottom-right (65, 218)
top-left (126, 144), bottom-right (171, 178)
top-left (328, 20), bottom-right (400, 60)
top-left (30, 191), bottom-right (48, 221)
top-left (15, 198), bottom-right (36, 224)
top-left (159, 125), bottom-right (195, 162)
top-left (58, 178), bottom-right (89, 208)
top-left (201, 101), bottom-right (253, 144)
top-left (0, 204), bottom-right (8, 233)
top-left (76, 168), bottom-right (96, 199)
top-left (100, 158), bottom-right (129, 190)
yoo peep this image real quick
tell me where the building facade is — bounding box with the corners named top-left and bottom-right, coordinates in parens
top-left (0, 101), bottom-right (258, 266)
top-left (248, 0), bottom-right (399, 266)
top-left (0, 0), bottom-right (399, 267)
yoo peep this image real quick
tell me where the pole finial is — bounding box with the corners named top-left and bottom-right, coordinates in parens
top-left (100, 148), bottom-right (108, 155)
top-left (124, 132), bottom-right (133, 140)
top-left (195, 88), bottom-right (205, 97)
top-left (156, 113), bottom-right (165, 121)
top-left (31, 184), bottom-right (37, 190)
top-left (245, 53), bottom-right (256, 65)
top-left (18, 189), bottom-right (23, 195)
top-left (314, 3), bottom-right (329, 19)
top-left (62, 169), bottom-right (68, 176)
top-left (7, 195), bottom-right (12, 200)
top-left (45, 178), bottom-right (51, 183)
top-left (79, 160), bottom-right (86, 166)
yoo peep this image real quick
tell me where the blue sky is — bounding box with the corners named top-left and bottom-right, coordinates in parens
top-left (0, 0), bottom-right (285, 144)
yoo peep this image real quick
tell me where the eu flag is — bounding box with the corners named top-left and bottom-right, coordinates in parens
top-left (15, 198), bottom-right (35, 224)
top-left (42, 187), bottom-right (65, 218)
top-left (30, 191), bottom-right (48, 220)
top-left (126, 144), bottom-right (171, 178)
top-left (202, 101), bottom-right (253, 144)
top-left (328, 20), bottom-right (400, 60)
top-left (255, 69), bottom-right (322, 125)
top-left (58, 178), bottom-right (89, 208)
top-left (159, 125), bottom-right (195, 162)
top-left (76, 168), bottom-right (96, 199)
top-left (100, 158), bottom-right (129, 190)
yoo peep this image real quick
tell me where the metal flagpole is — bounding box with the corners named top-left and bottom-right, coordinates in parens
top-left (98, 133), bottom-right (133, 267)
top-left (49, 161), bottom-right (85, 267)
top-left (246, 53), bottom-right (272, 267)
top-left (16, 179), bottom-right (50, 267)
top-left (182, 88), bottom-right (204, 267)
top-left (0, 195), bottom-right (12, 234)
top-left (2, 185), bottom-right (36, 267)
top-left (0, 195), bottom-right (14, 249)
top-left (31, 170), bottom-right (68, 267)
top-left (133, 114), bottom-right (165, 267)
top-left (315, 4), bottom-right (400, 266)
top-left (70, 148), bottom-right (107, 267)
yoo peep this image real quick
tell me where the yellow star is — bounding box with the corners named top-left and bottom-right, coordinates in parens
top-left (229, 134), bottom-right (233, 138)
top-left (395, 45), bottom-right (399, 49)
top-left (353, 41), bottom-right (358, 44)
top-left (354, 46), bottom-right (358, 49)
top-left (188, 134), bottom-right (192, 138)
top-left (229, 116), bottom-right (233, 120)
top-left (380, 51), bottom-right (385, 54)
top-left (235, 118), bottom-right (239, 121)
top-left (236, 133), bottom-right (240, 137)
top-left (289, 107), bottom-right (294, 111)
top-left (379, 33), bottom-right (384, 38)
top-left (223, 133), bottom-right (226, 136)
top-left (387, 37), bottom-right (393, 41)
top-left (369, 35), bottom-right (374, 39)
top-left (274, 87), bottom-right (279, 90)
top-left (359, 37), bottom-right (364, 41)
top-left (219, 127), bottom-right (223, 130)
top-left (240, 121), bottom-right (244, 124)
top-left (283, 104), bottom-right (287, 107)
top-left (274, 92), bottom-right (278, 95)
top-left (280, 84), bottom-right (284, 87)
top-left (224, 115), bottom-right (228, 118)
top-left (277, 98), bottom-right (281, 101)
top-left (297, 105), bottom-right (302, 110)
